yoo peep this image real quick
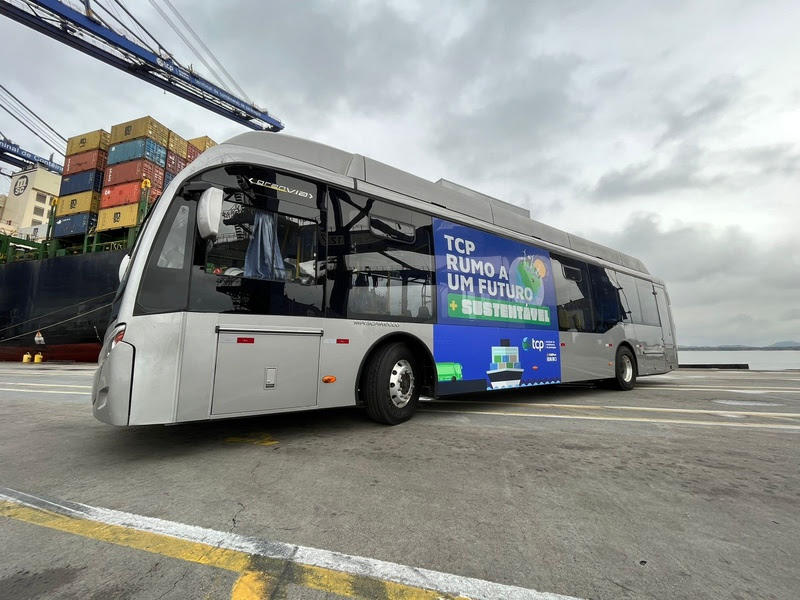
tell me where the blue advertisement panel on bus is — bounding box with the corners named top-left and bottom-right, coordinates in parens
top-left (432, 218), bottom-right (561, 394)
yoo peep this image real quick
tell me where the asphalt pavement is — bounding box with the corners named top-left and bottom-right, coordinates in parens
top-left (0, 364), bottom-right (798, 599)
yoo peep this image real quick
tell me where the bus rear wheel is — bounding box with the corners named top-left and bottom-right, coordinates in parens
top-left (608, 346), bottom-right (637, 391)
top-left (362, 342), bottom-right (420, 425)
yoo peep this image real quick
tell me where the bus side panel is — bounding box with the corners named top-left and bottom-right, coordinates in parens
top-left (126, 313), bottom-right (184, 425)
top-left (176, 312), bottom-right (220, 423)
top-left (557, 329), bottom-right (619, 383)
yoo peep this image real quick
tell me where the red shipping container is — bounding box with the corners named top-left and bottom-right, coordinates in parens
top-left (104, 158), bottom-right (165, 189)
top-left (101, 181), bottom-right (144, 208)
top-left (165, 150), bottom-right (188, 175)
top-left (186, 143), bottom-right (201, 162)
top-left (63, 149), bottom-right (108, 176)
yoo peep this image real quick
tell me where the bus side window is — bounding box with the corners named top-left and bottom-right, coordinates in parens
top-left (326, 188), bottom-right (434, 322)
top-left (551, 254), bottom-right (595, 333)
top-left (613, 272), bottom-right (643, 325)
top-left (588, 264), bottom-right (624, 333)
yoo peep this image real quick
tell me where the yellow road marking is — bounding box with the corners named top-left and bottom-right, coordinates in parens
top-left (225, 434), bottom-right (279, 446)
top-left (422, 409), bottom-right (800, 430)
top-left (0, 500), bottom-right (468, 599)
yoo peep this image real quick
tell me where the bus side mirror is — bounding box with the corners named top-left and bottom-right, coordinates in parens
top-left (118, 254), bottom-right (130, 282)
top-left (197, 187), bottom-right (223, 239)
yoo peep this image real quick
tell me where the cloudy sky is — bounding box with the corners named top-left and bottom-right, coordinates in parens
top-left (1, 1), bottom-right (798, 346)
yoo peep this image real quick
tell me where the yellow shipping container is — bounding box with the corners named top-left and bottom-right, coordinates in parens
top-left (188, 136), bottom-right (217, 151)
top-left (55, 191), bottom-right (100, 217)
top-left (97, 204), bottom-right (139, 232)
top-left (167, 131), bottom-right (189, 159)
top-left (65, 130), bottom-right (110, 156)
top-left (110, 116), bottom-right (169, 147)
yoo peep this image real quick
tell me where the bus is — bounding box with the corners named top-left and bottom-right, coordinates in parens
top-left (92, 132), bottom-right (678, 426)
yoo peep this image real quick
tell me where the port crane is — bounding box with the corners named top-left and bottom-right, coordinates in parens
top-left (0, 0), bottom-right (284, 132)
top-left (0, 138), bottom-right (63, 174)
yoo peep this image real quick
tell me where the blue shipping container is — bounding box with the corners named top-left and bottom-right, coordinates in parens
top-left (107, 138), bottom-right (168, 167)
top-left (59, 170), bottom-right (104, 196)
top-left (164, 171), bottom-right (176, 188)
top-left (52, 212), bottom-right (98, 238)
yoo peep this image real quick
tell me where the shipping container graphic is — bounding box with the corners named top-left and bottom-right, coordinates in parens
top-left (188, 135), bottom-right (216, 151)
top-left (165, 150), bottom-right (187, 175)
top-left (167, 131), bottom-right (189, 159)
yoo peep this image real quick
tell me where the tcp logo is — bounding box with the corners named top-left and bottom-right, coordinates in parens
top-left (113, 212), bottom-right (121, 223)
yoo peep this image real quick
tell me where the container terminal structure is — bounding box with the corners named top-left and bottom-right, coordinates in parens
top-left (0, 116), bottom-right (216, 361)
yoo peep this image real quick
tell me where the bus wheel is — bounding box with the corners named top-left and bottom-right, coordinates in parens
top-left (362, 342), bottom-right (419, 425)
top-left (609, 346), bottom-right (637, 391)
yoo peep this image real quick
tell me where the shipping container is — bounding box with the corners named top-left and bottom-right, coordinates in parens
top-left (101, 181), bottom-right (145, 208)
top-left (107, 138), bottom-right (167, 167)
top-left (188, 136), bottom-right (217, 151)
top-left (105, 159), bottom-right (165, 189)
top-left (65, 129), bottom-right (110, 156)
top-left (63, 149), bottom-right (108, 176)
top-left (52, 212), bottom-right (97, 238)
top-left (186, 143), bottom-right (201, 162)
top-left (97, 204), bottom-right (139, 232)
top-left (60, 170), bottom-right (104, 196)
top-left (164, 171), bottom-right (176, 189)
top-left (167, 131), bottom-right (189, 159)
top-left (55, 191), bottom-right (101, 217)
top-left (110, 116), bottom-right (169, 147)
top-left (165, 151), bottom-right (188, 175)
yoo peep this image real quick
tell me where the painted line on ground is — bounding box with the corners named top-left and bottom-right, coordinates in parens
top-left (0, 381), bottom-right (92, 388)
top-left (0, 387), bottom-right (89, 395)
top-left (637, 386), bottom-right (800, 394)
top-left (0, 487), bottom-right (580, 600)
top-left (422, 409), bottom-right (800, 430)
top-left (427, 401), bottom-right (800, 419)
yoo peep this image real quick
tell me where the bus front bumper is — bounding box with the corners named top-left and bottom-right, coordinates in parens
top-left (92, 341), bottom-right (134, 426)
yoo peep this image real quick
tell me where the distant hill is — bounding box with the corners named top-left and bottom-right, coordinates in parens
top-left (680, 343), bottom-right (800, 351)
top-left (770, 341), bottom-right (800, 348)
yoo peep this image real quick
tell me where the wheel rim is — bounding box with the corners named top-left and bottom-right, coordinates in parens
top-left (620, 354), bottom-right (633, 382)
top-left (389, 359), bottom-right (415, 408)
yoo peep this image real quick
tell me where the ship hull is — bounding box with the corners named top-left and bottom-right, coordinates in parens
top-left (0, 250), bottom-right (126, 362)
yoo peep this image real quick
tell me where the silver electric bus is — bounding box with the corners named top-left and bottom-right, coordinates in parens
top-left (92, 132), bottom-right (678, 426)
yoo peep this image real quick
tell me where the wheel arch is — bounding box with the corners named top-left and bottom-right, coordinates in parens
top-left (617, 340), bottom-right (638, 375)
top-left (355, 332), bottom-right (436, 405)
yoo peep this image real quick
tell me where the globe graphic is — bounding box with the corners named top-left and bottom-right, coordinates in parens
top-left (509, 257), bottom-right (545, 305)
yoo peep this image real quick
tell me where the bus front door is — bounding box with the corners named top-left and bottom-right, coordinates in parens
top-left (211, 326), bottom-right (322, 415)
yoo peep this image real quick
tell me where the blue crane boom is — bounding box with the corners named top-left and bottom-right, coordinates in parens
top-left (0, 138), bottom-right (63, 174)
top-left (0, 0), bottom-right (284, 132)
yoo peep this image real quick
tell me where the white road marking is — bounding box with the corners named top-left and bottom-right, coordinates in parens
top-left (422, 409), bottom-right (800, 430)
top-left (638, 386), bottom-right (800, 394)
top-left (429, 401), bottom-right (800, 419)
top-left (0, 487), bottom-right (582, 600)
top-left (0, 381), bottom-right (92, 389)
top-left (0, 387), bottom-right (89, 395)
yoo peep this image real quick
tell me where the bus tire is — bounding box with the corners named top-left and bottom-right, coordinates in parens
top-left (609, 346), bottom-right (637, 391)
top-left (362, 342), bottom-right (419, 425)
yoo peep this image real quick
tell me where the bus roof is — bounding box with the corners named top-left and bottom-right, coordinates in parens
top-left (224, 131), bottom-right (650, 275)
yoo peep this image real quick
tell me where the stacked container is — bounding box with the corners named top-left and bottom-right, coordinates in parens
top-left (99, 116), bottom-right (168, 232)
top-left (55, 130), bottom-right (110, 238)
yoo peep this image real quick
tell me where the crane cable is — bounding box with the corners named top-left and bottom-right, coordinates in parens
top-left (0, 97), bottom-right (64, 156)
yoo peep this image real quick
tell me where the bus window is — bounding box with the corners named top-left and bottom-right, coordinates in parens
top-left (611, 271), bottom-right (643, 324)
top-left (588, 264), bottom-right (625, 332)
top-left (635, 278), bottom-right (661, 326)
top-left (326, 188), bottom-right (434, 322)
top-left (135, 199), bottom-right (195, 314)
top-left (186, 165), bottom-right (325, 316)
top-left (551, 255), bottom-right (595, 332)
